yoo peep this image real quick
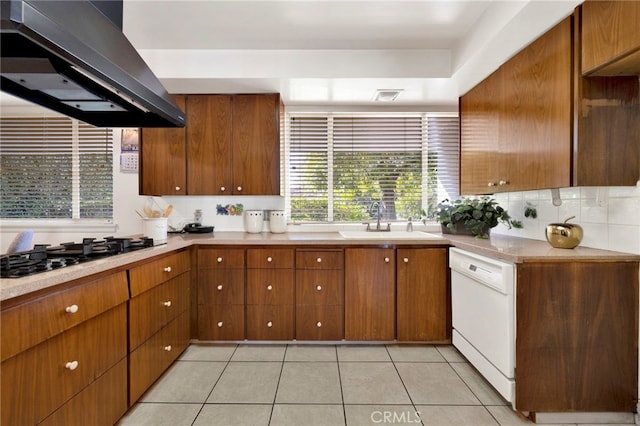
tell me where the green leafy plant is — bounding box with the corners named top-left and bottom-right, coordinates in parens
top-left (435, 196), bottom-right (522, 238)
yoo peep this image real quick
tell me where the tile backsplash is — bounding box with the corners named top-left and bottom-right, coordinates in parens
top-left (490, 185), bottom-right (640, 255)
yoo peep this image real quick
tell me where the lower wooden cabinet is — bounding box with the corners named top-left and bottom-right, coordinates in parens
top-left (345, 248), bottom-right (396, 340)
top-left (39, 358), bottom-right (128, 426)
top-left (197, 248), bottom-right (245, 340)
top-left (396, 248), bottom-right (450, 341)
top-left (129, 311), bottom-right (191, 403)
top-left (516, 261), bottom-right (638, 412)
top-left (296, 249), bottom-right (344, 340)
top-left (246, 304), bottom-right (294, 340)
top-left (1, 303), bottom-right (127, 425)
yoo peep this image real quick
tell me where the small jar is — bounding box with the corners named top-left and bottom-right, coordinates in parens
top-left (243, 210), bottom-right (264, 233)
top-left (269, 210), bottom-right (287, 233)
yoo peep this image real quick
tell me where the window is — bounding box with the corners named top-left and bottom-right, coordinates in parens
top-left (287, 113), bottom-right (459, 223)
top-left (0, 115), bottom-right (113, 219)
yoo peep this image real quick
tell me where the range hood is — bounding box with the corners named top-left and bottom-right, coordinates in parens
top-left (0, 0), bottom-right (185, 127)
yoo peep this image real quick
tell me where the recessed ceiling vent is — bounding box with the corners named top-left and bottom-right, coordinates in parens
top-left (373, 89), bottom-right (403, 102)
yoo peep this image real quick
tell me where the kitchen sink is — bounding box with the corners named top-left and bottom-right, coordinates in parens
top-left (338, 230), bottom-right (444, 240)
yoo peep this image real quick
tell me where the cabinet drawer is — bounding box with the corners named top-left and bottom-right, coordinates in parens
top-left (1, 271), bottom-right (128, 362)
top-left (246, 305), bottom-right (294, 340)
top-left (129, 310), bottom-right (190, 404)
top-left (246, 269), bottom-right (294, 305)
top-left (199, 269), bottom-right (245, 305)
top-left (247, 248), bottom-right (294, 268)
top-left (296, 249), bottom-right (344, 270)
top-left (296, 270), bottom-right (344, 305)
top-left (198, 248), bottom-right (245, 268)
top-left (129, 250), bottom-right (191, 296)
top-left (296, 305), bottom-right (344, 341)
top-left (130, 272), bottom-right (191, 350)
top-left (1, 304), bottom-right (127, 425)
top-left (39, 358), bottom-right (128, 426)
top-left (198, 304), bottom-right (245, 341)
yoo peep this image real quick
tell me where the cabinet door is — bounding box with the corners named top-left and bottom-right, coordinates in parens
top-left (516, 262), bottom-right (638, 412)
top-left (396, 248), bottom-right (449, 341)
top-left (499, 17), bottom-right (572, 192)
top-left (246, 305), bottom-right (294, 340)
top-left (186, 95), bottom-right (233, 195)
top-left (459, 68), bottom-right (500, 195)
top-left (344, 248), bottom-right (395, 340)
top-left (231, 94), bottom-right (281, 195)
top-left (139, 95), bottom-right (187, 195)
top-left (581, 0), bottom-right (640, 76)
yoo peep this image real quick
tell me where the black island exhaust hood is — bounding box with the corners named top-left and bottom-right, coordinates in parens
top-left (0, 0), bottom-right (185, 127)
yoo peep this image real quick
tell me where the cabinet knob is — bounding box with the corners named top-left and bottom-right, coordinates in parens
top-left (267, 321), bottom-right (273, 328)
top-left (65, 361), bottom-right (79, 371)
top-left (316, 285), bottom-right (322, 291)
top-left (65, 304), bottom-right (79, 314)
top-left (267, 256), bottom-right (273, 263)
top-left (237, 186), bottom-right (243, 192)
top-left (217, 284), bottom-right (223, 290)
top-left (163, 266), bottom-right (172, 272)
top-left (403, 257), bottom-right (409, 263)
top-left (487, 182), bottom-right (496, 187)
top-left (175, 186), bottom-right (181, 191)
top-left (316, 257), bottom-right (322, 263)
top-left (217, 321), bottom-right (223, 327)
top-left (499, 180), bottom-right (509, 186)
top-left (267, 284), bottom-right (273, 291)
top-left (316, 321), bottom-right (322, 328)
top-left (217, 257), bottom-right (223, 263)
top-left (220, 186), bottom-right (226, 192)
top-left (164, 345), bottom-right (172, 352)
top-left (163, 301), bottom-right (172, 307)
top-left (384, 257), bottom-right (390, 263)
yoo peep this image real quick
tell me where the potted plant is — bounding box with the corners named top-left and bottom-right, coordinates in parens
top-left (435, 196), bottom-right (522, 238)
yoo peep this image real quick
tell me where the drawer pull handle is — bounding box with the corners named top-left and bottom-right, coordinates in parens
top-left (384, 257), bottom-right (390, 263)
top-left (220, 186), bottom-right (226, 192)
top-left (163, 301), bottom-right (172, 307)
top-left (316, 285), bottom-right (322, 291)
top-left (267, 285), bottom-right (273, 291)
top-left (175, 186), bottom-right (181, 191)
top-left (217, 321), bottom-right (223, 327)
top-left (217, 284), bottom-right (223, 290)
top-left (217, 257), bottom-right (223, 263)
top-left (403, 258), bottom-right (409, 263)
top-left (164, 345), bottom-right (172, 351)
top-left (65, 361), bottom-right (79, 371)
top-left (316, 322), bottom-right (322, 328)
top-left (164, 266), bottom-right (172, 272)
top-left (267, 321), bottom-right (273, 328)
top-left (316, 257), bottom-right (322, 263)
top-left (267, 256), bottom-right (273, 263)
top-left (65, 304), bottom-right (79, 314)
top-left (237, 186), bottom-right (243, 192)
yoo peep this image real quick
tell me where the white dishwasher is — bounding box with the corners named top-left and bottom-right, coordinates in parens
top-left (449, 247), bottom-right (516, 404)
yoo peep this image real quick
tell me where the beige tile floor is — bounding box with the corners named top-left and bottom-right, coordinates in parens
top-left (117, 344), bottom-right (631, 426)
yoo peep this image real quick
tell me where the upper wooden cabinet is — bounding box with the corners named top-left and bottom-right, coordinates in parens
top-left (139, 95), bottom-right (187, 195)
top-left (140, 93), bottom-right (282, 196)
top-left (581, 0), bottom-right (640, 76)
top-left (460, 18), bottom-right (572, 195)
top-left (460, 13), bottom-right (640, 194)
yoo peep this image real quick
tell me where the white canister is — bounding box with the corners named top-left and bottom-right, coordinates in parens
top-left (243, 210), bottom-right (264, 233)
top-left (143, 217), bottom-right (168, 245)
top-left (269, 210), bottom-right (287, 233)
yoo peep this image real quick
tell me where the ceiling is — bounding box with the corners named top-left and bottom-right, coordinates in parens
top-left (0, 0), bottom-right (583, 110)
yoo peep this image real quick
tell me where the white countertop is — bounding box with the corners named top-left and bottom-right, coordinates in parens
top-left (2, 231), bottom-right (637, 302)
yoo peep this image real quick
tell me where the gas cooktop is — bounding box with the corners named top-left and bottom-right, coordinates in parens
top-left (0, 236), bottom-right (154, 278)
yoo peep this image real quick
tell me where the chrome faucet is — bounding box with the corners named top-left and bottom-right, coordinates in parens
top-left (366, 201), bottom-right (390, 232)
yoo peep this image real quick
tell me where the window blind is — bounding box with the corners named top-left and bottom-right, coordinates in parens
top-left (0, 116), bottom-right (113, 219)
top-left (287, 113), bottom-right (459, 223)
